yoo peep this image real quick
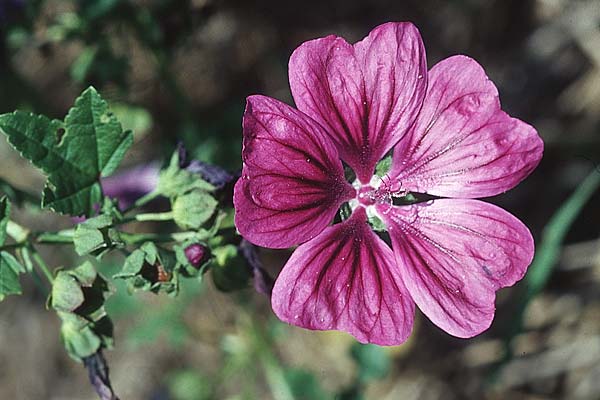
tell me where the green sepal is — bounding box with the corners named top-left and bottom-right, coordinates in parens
top-left (172, 190), bottom-right (217, 230)
top-left (368, 215), bottom-right (387, 232)
top-left (0, 87), bottom-right (133, 216)
top-left (50, 262), bottom-right (114, 361)
top-left (157, 151), bottom-right (214, 198)
top-left (211, 244), bottom-right (251, 292)
top-left (114, 242), bottom-right (180, 296)
top-left (374, 153), bottom-right (392, 177)
top-left (74, 214), bottom-right (123, 257)
top-left (57, 311), bottom-right (114, 362)
top-left (51, 261), bottom-right (113, 314)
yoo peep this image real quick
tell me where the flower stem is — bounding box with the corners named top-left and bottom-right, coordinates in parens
top-left (30, 248), bottom-right (54, 284)
top-left (6, 220), bottom-right (29, 242)
top-left (134, 211), bottom-right (174, 222)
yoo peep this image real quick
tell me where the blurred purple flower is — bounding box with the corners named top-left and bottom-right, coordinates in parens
top-left (234, 22), bottom-right (544, 345)
top-left (101, 162), bottom-right (160, 210)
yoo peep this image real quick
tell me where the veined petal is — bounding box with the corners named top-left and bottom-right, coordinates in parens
top-left (289, 22), bottom-right (427, 184)
top-left (272, 208), bottom-right (415, 345)
top-left (381, 199), bottom-right (534, 338)
top-left (234, 95), bottom-right (354, 249)
top-left (391, 56), bottom-right (543, 198)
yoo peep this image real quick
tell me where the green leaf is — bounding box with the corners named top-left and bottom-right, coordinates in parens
top-left (157, 151), bottom-right (214, 198)
top-left (0, 252), bottom-right (26, 301)
top-left (0, 196), bottom-right (10, 246)
top-left (172, 190), bottom-right (217, 230)
top-left (0, 87), bottom-right (133, 216)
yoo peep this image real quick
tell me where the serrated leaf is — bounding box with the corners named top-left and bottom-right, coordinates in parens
top-left (0, 87), bottom-right (133, 216)
top-left (172, 190), bottom-right (217, 230)
top-left (0, 196), bottom-right (10, 246)
top-left (0, 251), bottom-right (25, 301)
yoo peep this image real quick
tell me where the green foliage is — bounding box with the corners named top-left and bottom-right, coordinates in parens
top-left (0, 87), bottom-right (133, 216)
top-left (74, 214), bottom-right (123, 256)
top-left (114, 242), bottom-right (180, 296)
top-left (0, 197), bottom-right (25, 301)
top-left (158, 151), bottom-right (215, 197)
top-left (172, 190), bottom-right (218, 230)
top-left (0, 252), bottom-right (26, 301)
top-left (51, 261), bottom-right (114, 361)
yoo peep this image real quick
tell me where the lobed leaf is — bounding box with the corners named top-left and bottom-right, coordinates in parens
top-left (0, 87), bottom-right (133, 216)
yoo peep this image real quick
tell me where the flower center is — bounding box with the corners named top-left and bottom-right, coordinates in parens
top-left (357, 185), bottom-right (390, 207)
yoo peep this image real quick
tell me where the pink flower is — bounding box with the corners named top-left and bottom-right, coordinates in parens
top-left (234, 22), bottom-right (543, 345)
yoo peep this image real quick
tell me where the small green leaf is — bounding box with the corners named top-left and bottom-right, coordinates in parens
top-left (0, 87), bottom-right (133, 216)
top-left (0, 196), bottom-right (10, 246)
top-left (0, 252), bottom-right (26, 301)
top-left (157, 151), bottom-right (214, 198)
top-left (172, 190), bottom-right (217, 230)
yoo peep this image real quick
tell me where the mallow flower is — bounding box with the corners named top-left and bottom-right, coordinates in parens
top-left (234, 22), bottom-right (543, 345)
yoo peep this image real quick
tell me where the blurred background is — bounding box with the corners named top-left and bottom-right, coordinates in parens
top-left (1, 0), bottom-right (599, 399)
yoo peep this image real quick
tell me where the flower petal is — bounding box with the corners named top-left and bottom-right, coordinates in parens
top-left (390, 56), bottom-right (543, 198)
top-left (234, 95), bottom-right (354, 249)
top-left (289, 22), bottom-right (427, 183)
top-left (272, 208), bottom-right (415, 345)
top-left (381, 199), bottom-right (534, 337)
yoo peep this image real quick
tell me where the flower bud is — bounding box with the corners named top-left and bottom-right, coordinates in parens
top-left (185, 243), bottom-right (210, 268)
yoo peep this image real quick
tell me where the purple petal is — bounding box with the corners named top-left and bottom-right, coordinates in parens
top-left (381, 199), bottom-right (534, 338)
top-left (289, 22), bottom-right (427, 183)
top-left (390, 56), bottom-right (543, 198)
top-left (234, 95), bottom-right (355, 249)
top-left (272, 208), bottom-right (415, 345)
